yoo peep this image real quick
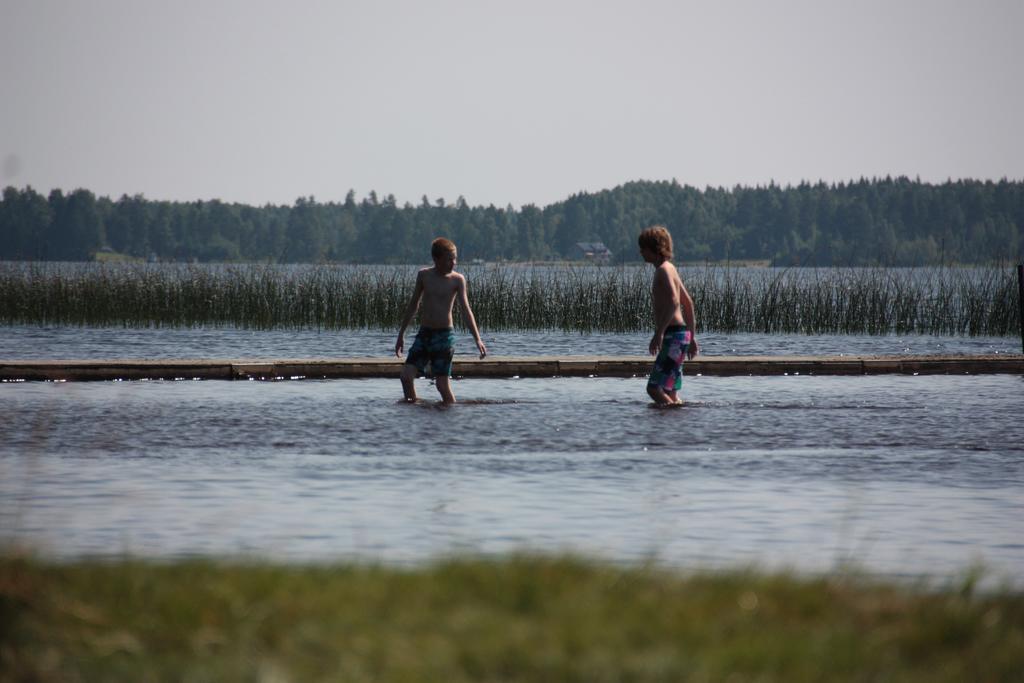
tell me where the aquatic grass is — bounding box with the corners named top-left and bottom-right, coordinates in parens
top-left (0, 262), bottom-right (1019, 337)
top-left (2, 553), bottom-right (1022, 682)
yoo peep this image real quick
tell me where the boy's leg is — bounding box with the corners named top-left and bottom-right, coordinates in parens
top-left (429, 328), bottom-right (457, 404)
top-left (402, 328), bottom-right (432, 402)
top-left (436, 375), bottom-right (455, 404)
top-left (647, 383), bottom-right (675, 405)
top-left (400, 364), bottom-right (418, 402)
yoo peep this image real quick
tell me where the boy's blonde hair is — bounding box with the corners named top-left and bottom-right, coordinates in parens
top-left (638, 225), bottom-right (673, 260)
top-left (431, 237), bottom-right (456, 259)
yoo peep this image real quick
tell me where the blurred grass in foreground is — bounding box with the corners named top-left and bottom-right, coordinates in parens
top-left (2, 554), bottom-right (1022, 682)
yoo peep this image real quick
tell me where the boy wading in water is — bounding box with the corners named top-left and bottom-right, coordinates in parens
top-left (395, 237), bottom-right (487, 404)
top-left (639, 226), bottom-right (699, 405)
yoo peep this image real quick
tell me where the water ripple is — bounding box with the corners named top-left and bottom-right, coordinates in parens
top-left (2, 373), bottom-right (1023, 583)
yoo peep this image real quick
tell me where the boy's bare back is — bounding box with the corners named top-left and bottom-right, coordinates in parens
top-left (651, 261), bottom-right (686, 330)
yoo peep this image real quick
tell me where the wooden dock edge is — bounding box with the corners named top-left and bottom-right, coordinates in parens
top-left (1, 355), bottom-right (1022, 382)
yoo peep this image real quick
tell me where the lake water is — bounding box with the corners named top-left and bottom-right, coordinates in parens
top-left (2, 325), bottom-right (1023, 586)
top-left (0, 324), bottom-right (1019, 359)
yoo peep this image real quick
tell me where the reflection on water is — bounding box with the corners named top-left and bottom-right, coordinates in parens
top-left (3, 374), bottom-right (1023, 584)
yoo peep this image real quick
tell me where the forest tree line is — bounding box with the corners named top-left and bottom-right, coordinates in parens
top-left (1, 177), bottom-right (1022, 265)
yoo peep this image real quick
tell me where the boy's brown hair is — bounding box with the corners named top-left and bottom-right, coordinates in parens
top-left (638, 225), bottom-right (673, 260)
top-left (431, 237), bottom-right (456, 259)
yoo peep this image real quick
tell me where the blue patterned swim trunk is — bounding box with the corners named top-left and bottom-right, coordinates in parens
top-left (647, 324), bottom-right (691, 391)
top-left (405, 327), bottom-right (456, 377)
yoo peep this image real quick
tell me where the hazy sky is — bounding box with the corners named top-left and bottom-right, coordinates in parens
top-left (2, 0), bottom-right (1021, 208)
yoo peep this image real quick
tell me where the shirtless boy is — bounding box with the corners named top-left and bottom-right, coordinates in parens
top-left (638, 225), bottom-right (699, 405)
top-left (394, 237), bottom-right (487, 404)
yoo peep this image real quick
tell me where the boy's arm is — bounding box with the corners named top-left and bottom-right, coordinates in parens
top-left (395, 272), bottom-right (424, 357)
top-left (456, 275), bottom-right (487, 358)
top-left (680, 280), bottom-right (699, 359)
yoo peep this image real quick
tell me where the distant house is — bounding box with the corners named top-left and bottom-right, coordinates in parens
top-left (571, 242), bottom-right (613, 263)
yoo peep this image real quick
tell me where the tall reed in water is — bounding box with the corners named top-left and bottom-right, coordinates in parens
top-left (0, 262), bottom-right (1019, 336)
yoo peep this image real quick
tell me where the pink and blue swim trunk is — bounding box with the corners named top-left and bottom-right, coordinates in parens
top-left (648, 324), bottom-right (691, 391)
